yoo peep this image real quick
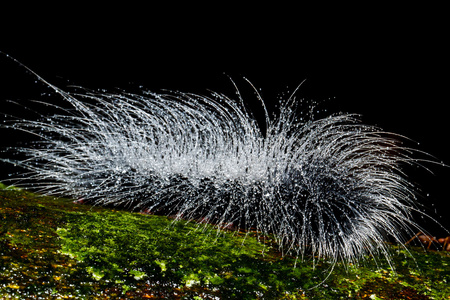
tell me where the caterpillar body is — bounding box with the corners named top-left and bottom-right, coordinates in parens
top-left (1, 67), bottom-right (428, 265)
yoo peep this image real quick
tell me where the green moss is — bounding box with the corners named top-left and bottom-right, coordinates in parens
top-left (1, 184), bottom-right (449, 299)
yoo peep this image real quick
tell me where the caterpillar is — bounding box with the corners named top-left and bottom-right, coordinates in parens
top-left (0, 59), bottom-right (434, 265)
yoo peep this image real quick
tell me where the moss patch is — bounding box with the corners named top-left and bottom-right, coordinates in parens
top-left (1, 183), bottom-right (449, 299)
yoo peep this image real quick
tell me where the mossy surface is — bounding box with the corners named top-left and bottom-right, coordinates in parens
top-left (1, 182), bottom-right (449, 299)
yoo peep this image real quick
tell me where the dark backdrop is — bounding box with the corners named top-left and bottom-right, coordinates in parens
top-left (1, 13), bottom-right (449, 236)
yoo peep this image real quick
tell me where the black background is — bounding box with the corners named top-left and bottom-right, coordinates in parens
top-left (1, 8), bottom-right (449, 236)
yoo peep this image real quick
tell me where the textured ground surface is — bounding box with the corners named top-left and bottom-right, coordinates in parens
top-left (1, 183), bottom-right (449, 299)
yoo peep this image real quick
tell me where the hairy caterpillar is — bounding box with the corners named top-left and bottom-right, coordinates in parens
top-left (1, 59), bottom-right (436, 266)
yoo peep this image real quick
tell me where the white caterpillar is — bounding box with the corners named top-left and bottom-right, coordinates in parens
top-left (1, 64), bottom-right (428, 265)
